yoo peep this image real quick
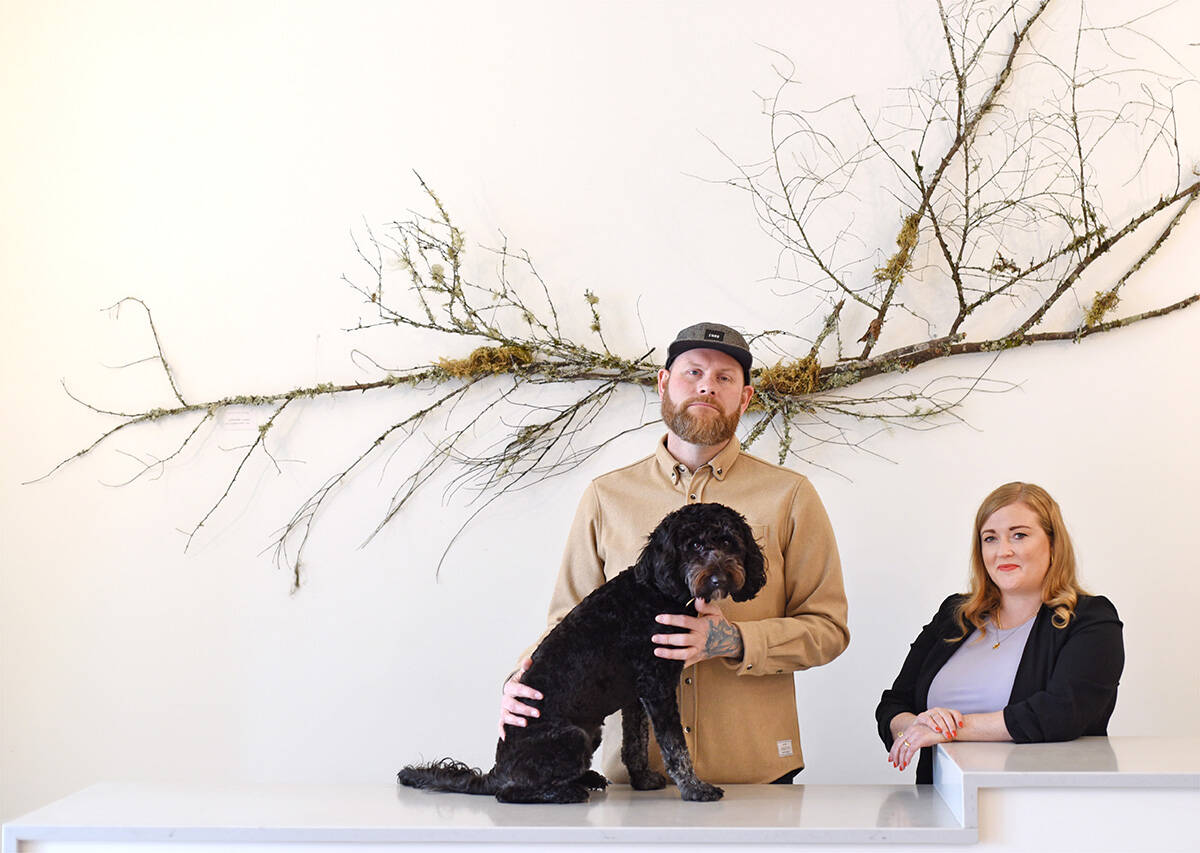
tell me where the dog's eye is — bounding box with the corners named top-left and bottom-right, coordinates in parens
top-left (691, 541), bottom-right (704, 551)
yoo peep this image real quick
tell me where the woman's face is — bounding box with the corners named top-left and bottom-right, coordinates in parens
top-left (980, 501), bottom-right (1051, 600)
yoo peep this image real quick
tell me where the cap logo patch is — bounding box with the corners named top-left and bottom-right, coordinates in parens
top-left (704, 329), bottom-right (725, 342)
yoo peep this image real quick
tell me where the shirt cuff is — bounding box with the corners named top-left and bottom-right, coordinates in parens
top-left (728, 620), bottom-right (764, 675)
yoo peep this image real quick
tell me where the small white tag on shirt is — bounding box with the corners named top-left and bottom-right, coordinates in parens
top-left (777, 739), bottom-right (794, 757)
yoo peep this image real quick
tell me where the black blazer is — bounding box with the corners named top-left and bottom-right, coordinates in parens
top-left (875, 593), bottom-right (1124, 783)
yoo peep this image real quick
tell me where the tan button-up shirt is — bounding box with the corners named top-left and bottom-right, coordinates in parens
top-left (530, 435), bottom-right (849, 783)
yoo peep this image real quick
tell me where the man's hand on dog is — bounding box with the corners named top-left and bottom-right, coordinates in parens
top-left (498, 657), bottom-right (542, 739)
top-left (499, 598), bottom-right (744, 739)
top-left (652, 599), bottom-right (744, 668)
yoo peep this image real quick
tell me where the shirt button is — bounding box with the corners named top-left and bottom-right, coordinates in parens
top-left (684, 677), bottom-right (693, 685)
top-left (689, 494), bottom-right (697, 500)
top-left (746, 664), bottom-right (753, 671)
top-left (684, 726), bottom-right (692, 733)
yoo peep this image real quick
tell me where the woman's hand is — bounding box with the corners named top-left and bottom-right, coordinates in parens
top-left (916, 706), bottom-right (964, 740)
top-left (888, 721), bottom-right (945, 770)
top-left (888, 724), bottom-right (940, 772)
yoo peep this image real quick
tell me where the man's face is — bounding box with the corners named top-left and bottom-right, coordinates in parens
top-left (657, 349), bottom-right (754, 446)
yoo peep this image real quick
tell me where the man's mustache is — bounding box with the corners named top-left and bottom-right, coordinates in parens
top-left (680, 397), bottom-right (726, 414)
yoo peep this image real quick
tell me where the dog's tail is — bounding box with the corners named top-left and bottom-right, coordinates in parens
top-left (397, 758), bottom-right (498, 795)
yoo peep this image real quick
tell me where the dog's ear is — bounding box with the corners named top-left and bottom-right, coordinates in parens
top-left (631, 542), bottom-right (655, 587)
top-left (731, 513), bottom-right (767, 602)
top-left (632, 508), bottom-right (690, 600)
top-left (632, 513), bottom-right (671, 586)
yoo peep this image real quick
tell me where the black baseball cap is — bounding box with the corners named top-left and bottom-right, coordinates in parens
top-left (665, 322), bottom-right (753, 385)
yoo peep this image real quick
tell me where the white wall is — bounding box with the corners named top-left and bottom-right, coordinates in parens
top-left (2, 0), bottom-right (1197, 823)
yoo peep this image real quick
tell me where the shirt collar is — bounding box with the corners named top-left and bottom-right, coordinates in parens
top-left (655, 434), bottom-right (742, 484)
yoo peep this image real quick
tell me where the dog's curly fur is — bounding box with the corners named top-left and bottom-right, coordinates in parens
top-left (397, 502), bottom-right (767, 804)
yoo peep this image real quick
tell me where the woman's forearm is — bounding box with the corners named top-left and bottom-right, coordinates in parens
top-left (956, 710), bottom-right (1011, 741)
top-left (893, 709), bottom-right (1011, 743)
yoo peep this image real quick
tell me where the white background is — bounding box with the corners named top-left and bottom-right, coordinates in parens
top-left (2, 0), bottom-right (1197, 823)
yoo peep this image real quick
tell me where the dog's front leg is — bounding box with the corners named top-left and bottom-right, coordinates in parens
top-left (639, 696), bottom-right (723, 801)
top-left (620, 702), bottom-right (667, 790)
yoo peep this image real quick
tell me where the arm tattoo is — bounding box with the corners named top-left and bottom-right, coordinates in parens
top-left (703, 619), bottom-right (743, 659)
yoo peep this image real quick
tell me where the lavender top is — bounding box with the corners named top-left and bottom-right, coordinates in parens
top-left (926, 616), bottom-right (1036, 714)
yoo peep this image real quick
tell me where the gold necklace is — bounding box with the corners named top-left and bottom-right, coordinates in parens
top-left (990, 613), bottom-right (1033, 649)
top-left (991, 617), bottom-right (1013, 650)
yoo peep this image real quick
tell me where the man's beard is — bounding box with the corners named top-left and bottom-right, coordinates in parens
top-left (661, 387), bottom-right (741, 446)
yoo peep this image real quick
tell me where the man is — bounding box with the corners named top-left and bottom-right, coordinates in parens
top-left (499, 322), bottom-right (849, 784)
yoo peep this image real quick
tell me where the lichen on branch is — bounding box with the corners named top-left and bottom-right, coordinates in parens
top-left (29, 0), bottom-right (1199, 587)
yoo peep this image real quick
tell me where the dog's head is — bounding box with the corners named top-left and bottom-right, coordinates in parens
top-left (632, 503), bottom-right (766, 604)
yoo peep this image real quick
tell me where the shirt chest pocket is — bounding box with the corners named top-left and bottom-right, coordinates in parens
top-left (748, 522), bottom-right (779, 572)
top-left (719, 522), bottom-right (780, 620)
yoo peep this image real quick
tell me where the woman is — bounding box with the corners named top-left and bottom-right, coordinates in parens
top-left (875, 482), bottom-right (1123, 784)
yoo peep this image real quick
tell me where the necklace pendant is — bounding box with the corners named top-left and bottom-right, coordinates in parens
top-left (992, 640), bottom-right (1001, 649)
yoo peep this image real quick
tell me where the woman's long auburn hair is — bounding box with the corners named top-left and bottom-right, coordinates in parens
top-left (953, 482), bottom-right (1087, 641)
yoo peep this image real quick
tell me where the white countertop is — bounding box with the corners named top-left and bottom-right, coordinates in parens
top-left (4, 737), bottom-right (1197, 850)
top-left (931, 735), bottom-right (1200, 828)
top-left (940, 735), bottom-right (1200, 783)
top-left (0, 782), bottom-right (968, 847)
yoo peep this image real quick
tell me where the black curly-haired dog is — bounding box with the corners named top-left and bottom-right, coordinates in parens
top-left (397, 502), bottom-right (766, 804)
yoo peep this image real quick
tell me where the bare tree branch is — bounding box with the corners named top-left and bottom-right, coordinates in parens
top-left (30, 0), bottom-right (1198, 583)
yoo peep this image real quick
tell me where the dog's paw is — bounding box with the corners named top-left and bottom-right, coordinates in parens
top-left (629, 770), bottom-right (668, 790)
top-left (679, 781), bottom-right (724, 802)
top-left (496, 783), bottom-right (590, 804)
top-left (578, 770), bottom-right (609, 790)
